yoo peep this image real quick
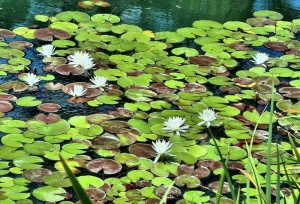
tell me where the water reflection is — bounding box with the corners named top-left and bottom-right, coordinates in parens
top-left (1, 0), bottom-right (300, 31)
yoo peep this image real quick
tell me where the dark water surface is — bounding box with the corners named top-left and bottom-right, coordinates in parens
top-left (1, 0), bottom-right (300, 32)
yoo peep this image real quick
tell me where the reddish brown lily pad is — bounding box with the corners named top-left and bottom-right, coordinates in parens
top-left (86, 113), bottom-right (115, 125)
top-left (78, 0), bottom-right (110, 9)
top-left (44, 82), bottom-right (64, 91)
top-left (149, 83), bottom-right (176, 94)
top-left (43, 64), bottom-right (56, 72)
top-left (86, 188), bottom-right (106, 200)
top-left (62, 82), bottom-right (87, 94)
top-left (154, 185), bottom-right (181, 198)
top-left (0, 81), bottom-right (28, 92)
top-left (219, 85), bottom-right (241, 94)
top-left (92, 133), bottom-right (121, 149)
top-left (101, 120), bottom-right (131, 134)
top-left (108, 108), bottom-right (133, 118)
top-left (177, 164), bottom-right (210, 179)
top-left (246, 17), bottom-right (275, 27)
top-left (43, 57), bottom-right (67, 65)
top-left (197, 160), bottom-right (223, 171)
top-left (35, 113), bottom-right (61, 124)
top-left (0, 101), bottom-right (13, 113)
top-left (264, 41), bottom-right (288, 51)
top-left (0, 93), bottom-right (17, 101)
top-left (285, 49), bottom-right (300, 56)
top-left (228, 161), bottom-right (244, 170)
top-left (34, 28), bottom-right (71, 41)
top-left (23, 168), bottom-right (53, 182)
top-left (9, 41), bottom-right (33, 50)
top-left (180, 83), bottom-right (207, 93)
top-left (0, 29), bottom-right (16, 38)
top-left (229, 42), bottom-right (252, 51)
top-left (38, 103), bottom-right (61, 113)
top-left (128, 143), bottom-right (156, 158)
top-left (209, 181), bottom-right (231, 193)
top-left (55, 64), bottom-right (85, 75)
top-left (67, 97), bottom-right (89, 104)
top-left (278, 87), bottom-right (300, 99)
top-left (188, 55), bottom-right (218, 66)
top-left (86, 158), bottom-right (122, 175)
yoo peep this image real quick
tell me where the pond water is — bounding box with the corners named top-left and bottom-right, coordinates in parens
top-left (0, 1), bottom-right (300, 204)
top-left (1, 0), bottom-right (300, 31)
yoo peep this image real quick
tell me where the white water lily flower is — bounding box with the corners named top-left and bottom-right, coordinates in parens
top-left (68, 51), bottom-right (95, 69)
top-left (162, 116), bottom-right (189, 135)
top-left (88, 76), bottom-right (108, 90)
top-left (23, 73), bottom-right (40, 86)
top-left (81, 58), bottom-right (95, 70)
top-left (152, 140), bottom-right (173, 163)
top-left (37, 44), bottom-right (56, 57)
top-left (251, 52), bottom-right (269, 67)
top-left (69, 85), bottom-right (87, 97)
top-left (198, 108), bottom-right (217, 128)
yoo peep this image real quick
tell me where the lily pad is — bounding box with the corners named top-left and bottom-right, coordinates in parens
top-left (26, 119), bottom-right (70, 135)
top-left (16, 96), bottom-right (42, 107)
top-left (86, 159), bottom-right (122, 175)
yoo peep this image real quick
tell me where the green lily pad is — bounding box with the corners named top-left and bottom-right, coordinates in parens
top-left (208, 76), bottom-right (233, 86)
top-left (193, 20), bottom-right (223, 30)
top-left (243, 110), bottom-right (278, 124)
top-left (77, 175), bottom-right (104, 189)
top-left (127, 170), bottom-right (153, 182)
top-left (91, 13), bottom-right (120, 24)
top-left (23, 141), bottom-right (54, 155)
top-left (26, 119), bottom-right (70, 135)
top-left (111, 24), bottom-right (142, 34)
top-left (172, 47), bottom-right (199, 57)
top-left (43, 171), bottom-right (71, 187)
top-left (155, 31), bottom-right (185, 43)
top-left (224, 21), bottom-right (252, 31)
top-left (32, 186), bottom-right (66, 202)
top-left (1, 185), bottom-right (30, 200)
top-left (125, 88), bottom-right (157, 101)
top-left (183, 190), bottom-right (210, 203)
top-left (1, 134), bottom-right (34, 148)
top-left (8, 57), bottom-right (31, 66)
top-left (176, 27), bottom-right (206, 38)
top-left (174, 174), bottom-right (201, 188)
top-left (55, 11), bottom-right (90, 22)
top-left (13, 155), bottom-right (43, 169)
top-left (253, 10), bottom-right (284, 21)
top-left (16, 96), bottom-right (42, 107)
top-left (34, 14), bottom-right (49, 22)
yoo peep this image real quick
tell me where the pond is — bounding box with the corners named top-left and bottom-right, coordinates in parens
top-left (0, 1), bottom-right (299, 204)
top-left (2, 0), bottom-right (300, 31)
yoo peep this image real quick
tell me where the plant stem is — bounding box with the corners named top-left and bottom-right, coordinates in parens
top-left (208, 127), bottom-right (237, 201)
top-left (266, 76), bottom-right (275, 203)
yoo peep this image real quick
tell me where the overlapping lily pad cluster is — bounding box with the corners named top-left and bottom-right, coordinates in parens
top-left (0, 9), bottom-right (299, 203)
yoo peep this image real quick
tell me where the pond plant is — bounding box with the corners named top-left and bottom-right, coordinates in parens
top-left (0, 7), bottom-right (299, 204)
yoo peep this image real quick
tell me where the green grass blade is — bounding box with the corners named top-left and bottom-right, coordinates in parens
top-left (59, 154), bottom-right (93, 204)
top-left (266, 76), bottom-right (275, 204)
top-left (159, 181), bottom-right (174, 204)
top-left (276, 141), bottom-right (281, 204)
top-left (209, 128), bottom-right (237, 201)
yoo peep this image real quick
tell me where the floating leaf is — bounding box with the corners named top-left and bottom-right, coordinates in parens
top-left (33, 186), bottom-right (66, 202)
top-left (16, 96), bottom-right (42, 107)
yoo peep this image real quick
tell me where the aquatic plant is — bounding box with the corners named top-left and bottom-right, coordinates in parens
top-left (37, 44), bottom-right (56, 57)
top-left (68, 84), bottom-right (87, 97)
top-left (152, 139), bottom-right (173, 163)
top-left (197, 108), bottom-right (218, 128)
top-left (88, 75), bottom-right (108, 90)
top-left (251, 52), bottom-right (269, 67)
top-left (162, 116), bottom-right (190, 135)
top-left (0, 8), bottom-right (298, 204)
